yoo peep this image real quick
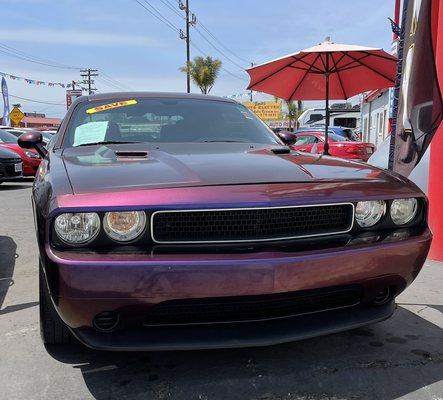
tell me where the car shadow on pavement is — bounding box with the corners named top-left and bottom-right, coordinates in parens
top-left (46, 306), bottom-right (443, 400)
top-left (0, 183), bottom-right (32, 190)
top-left (0, 236), bottom-right (17, 310)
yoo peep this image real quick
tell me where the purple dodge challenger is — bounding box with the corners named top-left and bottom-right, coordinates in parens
top-left (18, 93), bottom-right (431, 351)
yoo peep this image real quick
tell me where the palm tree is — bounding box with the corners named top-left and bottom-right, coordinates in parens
top-left (180, 56), bottom-right (222, 94)
top-left (285, 100), bottom-right (298, 131)
top-left (283, 100), bottom-right (303, 131)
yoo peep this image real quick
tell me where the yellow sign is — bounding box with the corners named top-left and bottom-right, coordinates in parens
top-left (243, 101), bottom-right (281, 120)
top-left (9, 106), bottom-right (25, 127)
top-left (86, 99), bottom-right (137, 114)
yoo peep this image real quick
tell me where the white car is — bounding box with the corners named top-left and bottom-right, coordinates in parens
top-left (368, 135), bottom-right (430, 194)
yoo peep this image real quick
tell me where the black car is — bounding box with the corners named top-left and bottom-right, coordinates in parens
top-left (0, 147), bottom-right (23, 184)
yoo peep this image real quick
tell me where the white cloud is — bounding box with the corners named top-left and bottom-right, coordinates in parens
top-left (0, 28), bottom-right (157, 47)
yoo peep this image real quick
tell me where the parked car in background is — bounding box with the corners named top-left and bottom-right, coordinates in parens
top-left (292, 131), bottom-right (375, 161)
top-left (5, 128), bottom-right (51, 146)
top-left (328, 126), bottom-right (360, 141)
top-left (19, 92), bottom-right (430, 350)
top-left (368, 135), bottom-right (430, 194)
top-left (0, 146), bottom-right (23, 184)
top-left (296, 126), bottom-right (359, 141)
top-left (0, 130), bottom-right (41, 176)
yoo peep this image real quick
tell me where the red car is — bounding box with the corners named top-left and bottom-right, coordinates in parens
top-left (0, 129), bottom-right (41, 176)
top-left (292, 131), bottom-right (375, 161)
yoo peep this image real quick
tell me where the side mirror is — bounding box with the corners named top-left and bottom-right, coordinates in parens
top-left (277, 130), bottom-right (297, 146)
top-left (18, 131), bottom-right (48, 158)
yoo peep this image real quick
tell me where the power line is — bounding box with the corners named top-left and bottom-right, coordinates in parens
top-left (1, 92), bottom-right (65, 106)
top-left (97, 76), bottom-right (130, 92)
top-left (134, 0), bottom-right (180, 33)
top-left (134, 0), bottom-right (247, 84)
top-left (96, 77), bottom-right (122, 91)
top-left (158, 0), bottom-right (183, 18)
top-left (193, 26), bottom-right (246, 70)
top-left (0, 41), bottom-right (134, 97)
top-left (0, 42), bottom-right (82, 69)
top-left (101, 72), bottom-right (133, 90)
top-left (190, 41), bottom-right (247, 81)
top-left (197, 21), bottom-right (252, 64)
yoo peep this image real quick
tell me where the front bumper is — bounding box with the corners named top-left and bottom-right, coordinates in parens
top-left (0, 161), bottom-right (23, 180)
top-left (72, 301), bottom-right (395, 351)
top-left (43, 228), bottom-right (431, 350)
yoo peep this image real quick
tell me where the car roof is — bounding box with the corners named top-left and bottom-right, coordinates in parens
top-left (76, 92), bottom-right (236, 104)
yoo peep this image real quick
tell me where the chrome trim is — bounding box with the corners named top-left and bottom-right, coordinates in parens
top-left (151, 202), bottom-right (355, 244)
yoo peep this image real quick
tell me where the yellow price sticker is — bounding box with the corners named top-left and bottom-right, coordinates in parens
top-left (86, 99), bottom-right (137, 114)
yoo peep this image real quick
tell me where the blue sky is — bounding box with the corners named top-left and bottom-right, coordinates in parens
top-left (1, 0), bottom-right (395, 117)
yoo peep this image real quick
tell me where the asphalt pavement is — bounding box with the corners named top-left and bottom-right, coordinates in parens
top-left (0, 180), bottom-right (442, 400)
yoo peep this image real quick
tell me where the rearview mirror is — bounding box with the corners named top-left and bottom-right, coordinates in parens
top-left (277, 130), bottom-right (297, 146)
top-left (18, 131), bottom-right (48, 158)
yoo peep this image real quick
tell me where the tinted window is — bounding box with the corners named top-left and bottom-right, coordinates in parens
top-left (328, 133), bottom-right (348, 142)
top-left (333, 117), bottom-right (357, 128)
top-left (64, 98), bottom-right (280, 147)
top-left (306, 113), bottom-right (323, 124)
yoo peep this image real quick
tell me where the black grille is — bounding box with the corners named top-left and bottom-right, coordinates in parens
top-left (0, 160), bottom-right (22, 177)
top-left (144, 286), bottom-right (362, 325)
top-left (152, 204), bottom-right (353, 243)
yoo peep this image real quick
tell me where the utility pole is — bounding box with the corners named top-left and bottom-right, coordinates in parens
top-left (80, 68), bottom-right (98, 95)
top-left (179, 0), bottom-right (196, 93)
top-left (249, 63), bottom-right (254, 101)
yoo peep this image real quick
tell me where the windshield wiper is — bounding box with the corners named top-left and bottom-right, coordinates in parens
top-left (76, 140), bottom-right (140, 147)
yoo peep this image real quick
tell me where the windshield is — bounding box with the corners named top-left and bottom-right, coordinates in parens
top-left (0, 130), bottom-right (18, 143)
top-left (64, 98), bottom-right (280, 147)
top-left (328, 133), bottom-right (349, 142)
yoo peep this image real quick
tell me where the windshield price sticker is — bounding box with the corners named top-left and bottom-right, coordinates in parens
top-left (73, 121), bottom-right (109, 146)
top-left (86, 99), bottom-right (137, 114)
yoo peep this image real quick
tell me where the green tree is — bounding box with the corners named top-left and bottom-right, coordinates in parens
top-left (283, 100), bottom-right (303, 131)
top-left (285, 100), bottom-right (297, 131)
top-left (180, 56), bottom-right (222, 94)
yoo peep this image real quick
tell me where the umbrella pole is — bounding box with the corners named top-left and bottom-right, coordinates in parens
top-left (324, 72), bottom-right (330, 155)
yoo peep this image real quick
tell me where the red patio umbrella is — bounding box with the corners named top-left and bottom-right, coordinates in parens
top-left (246, 38), bottom-right (397, 154)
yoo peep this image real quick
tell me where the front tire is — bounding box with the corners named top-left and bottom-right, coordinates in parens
top-left (39, 262), bottom-right (72, 345)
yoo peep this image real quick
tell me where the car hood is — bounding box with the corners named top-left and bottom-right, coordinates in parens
top-left (61, 143), bottom-right (397, 194)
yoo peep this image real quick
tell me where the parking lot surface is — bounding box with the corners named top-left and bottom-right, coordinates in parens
top-left (0, 181), bottom-right (442, 400)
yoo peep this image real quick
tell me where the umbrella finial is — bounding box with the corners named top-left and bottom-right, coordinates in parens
top-left (324, 36), bottom-right (332, 43)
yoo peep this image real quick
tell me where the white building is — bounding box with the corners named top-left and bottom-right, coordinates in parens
top-left (360, 88), bottom-right (394, 146)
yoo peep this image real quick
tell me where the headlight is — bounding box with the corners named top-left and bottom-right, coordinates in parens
top-left (103, 211), bottom-right (146, 242)
top-left (355, 200), bottom-right (386, 228)
top-left (25, 150), bottom-right (40, 159)
top-left (390, 198), bottom-right (418, 225)
top-left (54, 213), bottom-right (100, 245)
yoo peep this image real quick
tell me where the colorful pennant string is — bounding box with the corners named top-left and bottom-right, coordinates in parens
top-left (0, 71), bottom-right (73, 88)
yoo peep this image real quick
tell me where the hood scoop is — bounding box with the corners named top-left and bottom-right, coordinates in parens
top-left (115, 150), bottom-right (149, 159)
top-left (271, 147), bottom-right (291, 155)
